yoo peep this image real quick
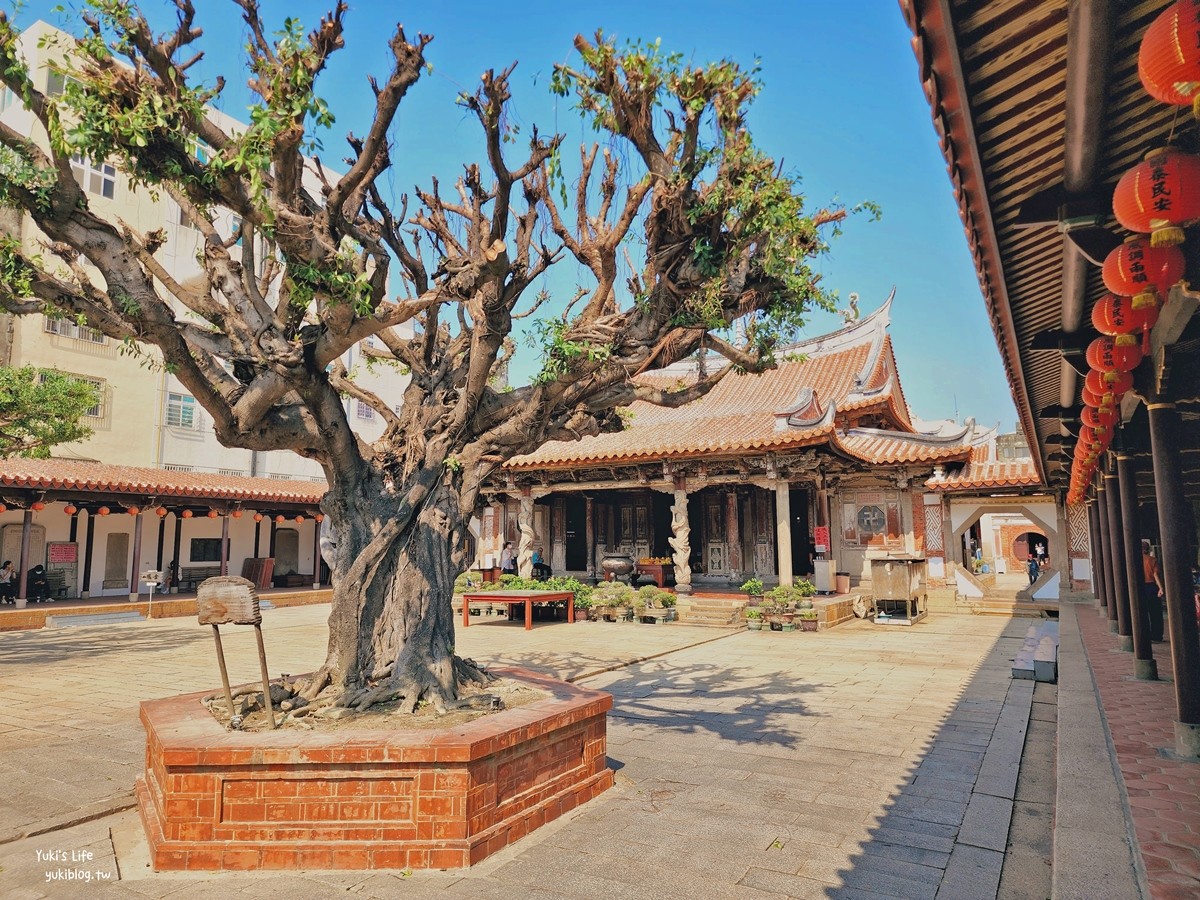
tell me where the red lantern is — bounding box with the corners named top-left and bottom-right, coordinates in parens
top-left (231, 509), bottom-right (243, 519)
top-left (1092, 293), bottom-right (1160, 354)
top-left (315, 514), bottom-right (324, 523)
top-left (63, 504), bottom-right (77, 515)
top-left (275, 515), bottom-right (285, 524)
top-left (97, 506), bottom-right (110, 516)
top-left (127, 506), bottom-right (140, 517)
top-left (155, 506), bottom-right (167, 517)
top-left (207, 510), bottom-right (218, 519)
top-left (1087, 336), bottom-right (1143, 374)
top-left (0, 504), bottom-right (6, 514)
top-left (1081, 384), bottom-right (1107, 409)
top-left (1139, 2), bottom-right (1200, 113)
top-left (295, 515), bottom-right (304, 524)
top-left (1081, 405), bottom-right (1116, 432)
top-left (1102, 237), bottom-right (1185, 308)
top-left (253, 513), bottom-right (264, 522)
top-left (31, 501), bottom-right (45, 511)
top-left (181, 509), bottom-right (193, 519)
top-left (1113, 148), bottom-right (1200, 247)
top-left (1085, 368), bottom-right (1132, 400)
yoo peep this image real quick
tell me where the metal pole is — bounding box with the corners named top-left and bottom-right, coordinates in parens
top-left (253, 624), bottom-right (277, 729)
top-left (1117, 453), bottom-right (1156, 679)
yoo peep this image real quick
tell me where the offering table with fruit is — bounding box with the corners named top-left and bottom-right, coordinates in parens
top-left (634, 558), bottom-right (675, 588)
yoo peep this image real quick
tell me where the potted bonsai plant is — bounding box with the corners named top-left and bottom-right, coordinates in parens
top-left (798, 606), bottom-right (819, 632)
top-left (740, 577), bottom-right (765, 606)
top-left (745, 607), bottom-right (764, 631)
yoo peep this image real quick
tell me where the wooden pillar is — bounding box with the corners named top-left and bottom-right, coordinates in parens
top-left (1117, 453), bottom-right (1156, 679)
top-left (80, 511), bottom-right (94, 598)
top-left (775, 482), bottom-right (793, 587)
top-left (269, 518), bottom-right (278, 558)
top-left (219, 512), bottom-right (229, 576)
top-left (584, 495), bottom-right (595, 578)
top-left (155, 513), bottom-right (166, 570)
top-left (725, 489), bottom-right (742, 581)
top-left (1087, 499), bottom-right (1107, 611)
top-left (68, 510), bottom-right (78, 543)
top-left (1147, 401), bottom-right (1200, 756)
top-left (128, 510), bottom-right (144, 602)
top-left (171, 513), bottom-right (183, 593)
top-left (1103, 470), bottom-right (1132, 649)
top-left (312, 520), bottom-right (321, 589)
top-left (1095, 478), bottom-right (1118, 629)
top-left (253, 516), bottom-right (262, 558)
top-left (16, 508), bottom-right (32, 601)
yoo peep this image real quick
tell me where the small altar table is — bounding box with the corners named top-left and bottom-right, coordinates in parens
top-left (461, 590), bottom-right (575, 631)
top-left (634, 562), bottom-right (674, 588)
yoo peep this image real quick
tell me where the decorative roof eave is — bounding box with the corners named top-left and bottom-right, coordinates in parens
top-left (774, 388), bottom-right (832, 430)
top-left (502, 425), bottom-right (839, 472)
top-left (832, 428), bottom-right (975, 467)
top-left (899, 0), bottom-right (1046, 484)
top-left (924, 465), bottom-right (1044, 493)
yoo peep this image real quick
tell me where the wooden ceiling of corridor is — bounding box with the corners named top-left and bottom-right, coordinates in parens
top-left (901, 0), bottom-right (1200, 497)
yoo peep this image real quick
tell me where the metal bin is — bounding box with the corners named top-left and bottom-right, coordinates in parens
top-left (869, 557), bottom-right (928, 626)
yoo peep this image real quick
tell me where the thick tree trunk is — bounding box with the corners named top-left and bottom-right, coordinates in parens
top-left (313, 466), bottom-right (487, 713)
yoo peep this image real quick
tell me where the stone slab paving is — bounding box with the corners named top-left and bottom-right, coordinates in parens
top-left (0, 606), bottom-right (1035, 898)
top-left (1074, 602), bottom-right (1200, 899)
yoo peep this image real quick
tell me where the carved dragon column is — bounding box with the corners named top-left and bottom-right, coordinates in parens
top-left (517, 489), bottom-right (535, 578)
top-left (669, 480), bottom-right (693, 595)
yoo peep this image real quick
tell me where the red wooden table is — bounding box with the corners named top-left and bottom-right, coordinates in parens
top-left (635, 562), bottom-right (674, 588)
top-left (461, 590), bottom-right (575, 631)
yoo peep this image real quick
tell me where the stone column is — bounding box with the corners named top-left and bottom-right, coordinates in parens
top-left (1095, 478), bottom-right (1118, 630)
top-left (775, 482), bottom-right (793, 587)
top-left (170, 514), bottom-right (182, 593)
top-left (517, 490), bottom-right (535, 578)
top-left (129, 509), bottom-right (144, 602)
top-left (585, 495), bottom-right (595, 579)
top-left (219, 512), bottom-right (229, 577)
top-left (668, 483), bottom-right (692, 595)
top-left (1103, 470), bottom-right (1132, 650)
top-left (1147, 401), bottom-right (1200, 758)
top-left (1117, 453), bottom-right (1156, 680)
top-left (725, 490), bottom-right (742, 583)
top-left (312, 519), bottom-right (322, 589)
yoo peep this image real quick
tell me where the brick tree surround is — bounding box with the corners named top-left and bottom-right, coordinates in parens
top-left (136, 667), bottom-right (614, 871)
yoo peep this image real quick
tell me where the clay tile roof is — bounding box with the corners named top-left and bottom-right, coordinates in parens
top-left (924, 444), bottom-right (1042, 492)
top-left (0, 459), bottom-right (326, 505)
top-left (509, 297), bottom-right (913, 470)
top-left (835, 429), bottom-right (974, 465)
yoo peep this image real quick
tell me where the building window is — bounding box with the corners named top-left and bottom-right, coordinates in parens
top-left (165, 392), bottom-right (198, 429)
top-left (38, 371), bottom-right (103, 417)
top-left (190, 538), bottom-right (229, 563)
top-left (840, 491), bottom-right (903, 549)
top-left (46, 70), bottom-right (67, 97)
top-left (43, 315), bottom-right (105, 344)
top-left (69, 154), bottom-right (116, 199)
top-left (355, 400), bottom-right (375, 420)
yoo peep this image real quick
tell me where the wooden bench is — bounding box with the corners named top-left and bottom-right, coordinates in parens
top-left (178, 565), bottom-right (222, 591)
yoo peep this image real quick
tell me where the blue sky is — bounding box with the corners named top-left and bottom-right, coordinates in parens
top-left (26, 0), bottom-right (1019, 431)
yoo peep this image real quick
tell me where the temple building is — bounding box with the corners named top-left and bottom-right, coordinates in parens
top-left (475, 294), bottom-right (1071, 598)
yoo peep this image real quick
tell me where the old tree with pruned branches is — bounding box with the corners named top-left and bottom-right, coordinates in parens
top-left (0, 1), bottom-right (864, 712)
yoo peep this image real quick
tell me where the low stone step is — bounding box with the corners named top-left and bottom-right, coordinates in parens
top-left (1012, 621), bottom-right (1059, 682)
top-left (46, 611), bottom-right (146, 628)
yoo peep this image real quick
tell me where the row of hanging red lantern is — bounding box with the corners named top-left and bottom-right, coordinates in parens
top-left (1069, 1), bottom-right (1200, 503)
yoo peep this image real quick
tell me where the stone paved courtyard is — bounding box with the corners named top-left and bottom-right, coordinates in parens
top-left (0, 606), bottom-right (1048, 898)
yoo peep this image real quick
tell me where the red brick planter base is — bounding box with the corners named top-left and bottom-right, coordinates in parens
top-left (136, 666), bottom-right (614, 871)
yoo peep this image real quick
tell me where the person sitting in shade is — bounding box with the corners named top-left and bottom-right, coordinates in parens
top-left (0, 560), bottom-right (14, 604)
top-left (499, 541), bottom-right (516, 576)
top-left (531, 548), bottom-right (551, 580)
